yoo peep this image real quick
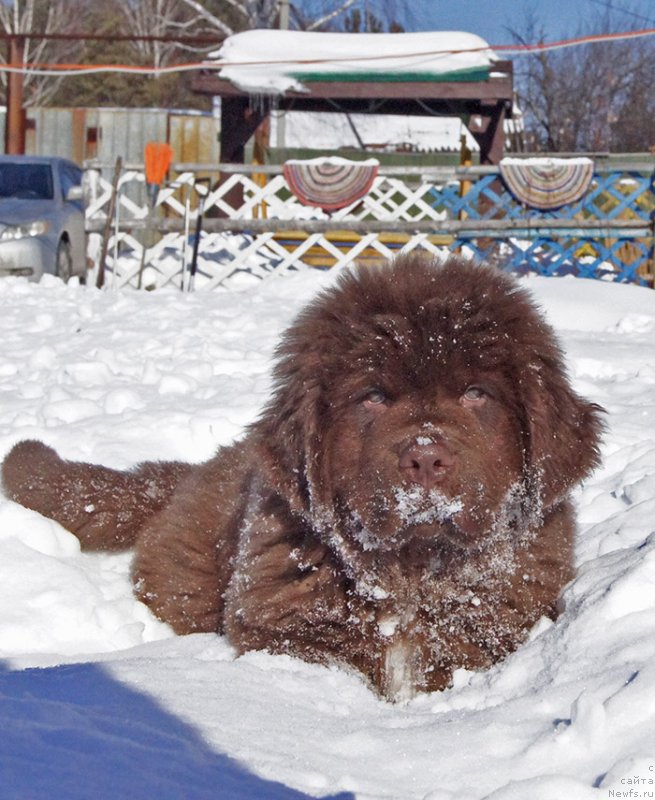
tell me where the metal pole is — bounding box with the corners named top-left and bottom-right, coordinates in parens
top-left (279, 0), bottom-right (290, 28)
top-left (5, 36), bottom-right (25, 155)
top-left (276, 0), bottom-right (290, 150)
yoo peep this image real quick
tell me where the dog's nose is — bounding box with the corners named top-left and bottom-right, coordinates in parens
top-left (398, 441), bottom-right (454, 490)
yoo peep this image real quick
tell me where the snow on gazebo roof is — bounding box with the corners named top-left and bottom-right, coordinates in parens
top-left (210, 29), bottom-right (498, 95)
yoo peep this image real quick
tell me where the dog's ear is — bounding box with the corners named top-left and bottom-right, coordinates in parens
top-left (252, 340), bottom-right (327, 518)
top-left (520, 355), bottom-right (603, 508)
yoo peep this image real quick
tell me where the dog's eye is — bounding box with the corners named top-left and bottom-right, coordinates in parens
top-left (362, 389), bottom-right (387, 408)
top-left (461, 386), bottom-right (487, 406)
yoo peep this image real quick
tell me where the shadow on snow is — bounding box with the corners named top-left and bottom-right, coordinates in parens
top-left (0, 661), bottom-right (353, 800)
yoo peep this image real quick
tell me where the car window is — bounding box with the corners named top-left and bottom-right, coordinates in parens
top-left (0, 163), bottom-right (54, 200)
top-left (60, 164), bottom-right (83, 199)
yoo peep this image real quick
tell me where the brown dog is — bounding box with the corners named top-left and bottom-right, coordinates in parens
top-left (2, 255), bottom-right (603, 700)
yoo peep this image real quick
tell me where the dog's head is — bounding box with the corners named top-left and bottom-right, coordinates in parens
top-left (255, 255), bottom-right (603, 549)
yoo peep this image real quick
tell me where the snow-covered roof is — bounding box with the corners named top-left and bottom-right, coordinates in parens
top-left (210, 29), bottom-right (498, 95)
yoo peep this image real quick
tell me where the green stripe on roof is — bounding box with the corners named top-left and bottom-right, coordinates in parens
top-left (289, 66), bottom-right (491, 83)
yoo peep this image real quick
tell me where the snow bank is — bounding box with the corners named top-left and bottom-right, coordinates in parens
top-left (1, 269), bottom-right (655, 798)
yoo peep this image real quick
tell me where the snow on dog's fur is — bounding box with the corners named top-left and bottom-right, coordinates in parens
top-left (2, 255), bottom-right (603, 700)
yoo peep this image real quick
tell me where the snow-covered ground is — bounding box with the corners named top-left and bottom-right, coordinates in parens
top-left (1, 264), bottom-right (655, 799)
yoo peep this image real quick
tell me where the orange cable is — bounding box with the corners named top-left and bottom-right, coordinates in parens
top-left (1, 26), bottom-right (654, 76)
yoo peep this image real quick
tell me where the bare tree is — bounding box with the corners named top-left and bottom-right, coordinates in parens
top-left (0, 0), bottom-right (88, 106)
top-left (509, 5), bottom-right (655, 152)
top-left (115, 0), bottom-right (218, 68)
top-left (178, 0), bottom-right (361, 35)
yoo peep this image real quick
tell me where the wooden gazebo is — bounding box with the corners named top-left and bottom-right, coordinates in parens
top-left (192, 30), bottom-right (514, 167)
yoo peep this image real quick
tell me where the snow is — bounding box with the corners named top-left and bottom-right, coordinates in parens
top-left (211, 30), bottom-right (497, 94)
top-left (285, 155), bottom-right (380, 169)
top-left (501, 157), bottom-right (594, 168)
top-left (1, 267), bottom-right (655, 798)
top-left (270, 110), bottom-right (479, 153)
top-left (393, 486), bottom-right (464, 526)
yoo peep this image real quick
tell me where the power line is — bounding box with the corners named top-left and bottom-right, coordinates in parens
top-left (494, 26), bottom-right (655, 54)
top-left (0, 32), bottom-right (225, 44)
top-left (0, 26), bottom-right (654, 78)
top-left (584, 0), bottom-right (655, 27)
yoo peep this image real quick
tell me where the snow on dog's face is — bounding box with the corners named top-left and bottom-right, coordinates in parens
top-left (256, 255), bottom-right (603, 552)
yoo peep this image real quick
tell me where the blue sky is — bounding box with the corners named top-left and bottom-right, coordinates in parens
top-left (402, 0), bottom-right (655, 44)
top-left (298, 1), bottom-right (655, 45)
top-left (400, 0), bottom-right (589, 44)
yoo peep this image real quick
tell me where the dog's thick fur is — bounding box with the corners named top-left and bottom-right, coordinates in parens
top-left (2, 255), bottom-right (603, 700)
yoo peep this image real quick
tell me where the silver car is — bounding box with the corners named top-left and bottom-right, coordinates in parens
top-left (0, 155), bottom-right (87, 282)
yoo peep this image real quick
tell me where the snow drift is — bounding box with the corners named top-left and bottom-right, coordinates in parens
top-left (0, 267), bottom-right (654, 799)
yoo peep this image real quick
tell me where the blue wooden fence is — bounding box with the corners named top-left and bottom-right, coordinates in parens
top-left (437, 165), bottom-right (655, 284)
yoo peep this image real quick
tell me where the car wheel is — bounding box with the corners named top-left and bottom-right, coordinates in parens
top-left (56, 238), bottom-right (73, 283)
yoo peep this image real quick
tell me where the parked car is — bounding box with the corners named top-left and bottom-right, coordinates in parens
top-left (0, 155), bottom-right (87, 282)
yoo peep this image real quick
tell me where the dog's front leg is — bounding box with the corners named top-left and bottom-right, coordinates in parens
top-left (222, 486), bottom-right (361, 668)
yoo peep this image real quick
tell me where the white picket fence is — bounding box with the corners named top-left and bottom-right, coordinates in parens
top-left (84, 162), bottom-right (461, 290)
top-left (86, 159), bottom-right (655, 289)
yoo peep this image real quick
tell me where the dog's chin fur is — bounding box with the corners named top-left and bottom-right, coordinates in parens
top-left (1, 255), bottom-right (604, 701)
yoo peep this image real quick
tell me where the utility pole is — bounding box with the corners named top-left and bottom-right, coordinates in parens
top-left (5, 36), bottom-right (26, 154)
top-left (276, 0), bottom-right (290, 149)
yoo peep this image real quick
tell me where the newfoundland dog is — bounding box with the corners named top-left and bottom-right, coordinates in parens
top-left (2, 255), bottom-right (602, 700)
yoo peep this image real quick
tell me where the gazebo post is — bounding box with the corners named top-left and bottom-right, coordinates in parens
top-left (218, 96), bottom-right (266, 215)
top-left (467, 103), bottom-right (508, 166)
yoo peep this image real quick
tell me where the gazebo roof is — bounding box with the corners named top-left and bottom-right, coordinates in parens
top-left (203, 29), bottom-right (499, 94)
top-left (192, 30), bottom-right (513, 165)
